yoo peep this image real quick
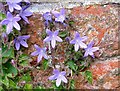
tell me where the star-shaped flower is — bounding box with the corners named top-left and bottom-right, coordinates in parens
top-left (52, 8), bottom-right (66, 23)
top-left (49, 69), bottom-right (67, 87)
top-left (14, 35), bottom-right (30, 50)
top-left (31, 44), bottom-right (48, 63)
top-left (70, 32), bottom-right (87, 52)
top-left (43, 12), bottom-right (52, 26)
top-left (6, 0), bottom-right (22, 12)
top-left (1, 12), bottom-right (21, 34)
top-left (19, 6), bottom-right (32, 23)
top-left (84, 41), bottom-right (99, 58)
top-left (43, 29), bottom-right (63, 48)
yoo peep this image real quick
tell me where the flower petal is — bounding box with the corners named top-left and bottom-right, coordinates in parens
top-left (34, 44), bottom-right (40, 50)
top-left (60, 8), bottom-right (65, 15)
top-left (13, 4), bottom-right (22, 10)
top-left (20, 40), bottom-right (28, 47)
top-left (91, 47), bottom-right (99, 52)
top-left (56, 78), bottom-right (61, 87)
top-left (1, 19), bottom-right (9, 25)
top-left (13, 21), bottom-right (20, 30)
top-left (75, 32), bottom-right (80, 38)
top-left (31, 51), bottom-right (39, 56)
top-left (88, 41), bottom-right (94, 48)
top-left (61, 76), bottom-right (67, 83)
top-left (15, 42), bottom-right (20, 50)
top-left (7, 12), bottom-right (13, 19)
top-left (79, 41), bottom-right (87, 48)
top-left (21, 16), bottom-right (29, 23)
top-left (74, 43), bottom-right (79, 52)
top-left (70, 39), bottom-right (76, 44)
top-left (43, 36), bottom-right (51, 42)
top-left (54, 30), bottom-right (59, 35)
top-left (43, 53), bottom-right (48, 59)
top-left (49, 74), bottom-right (57, 80)
top-left (81, 36), bottom-right (88, 41)
top-left (51, 39), bottom-right (56, 48)
top-left (46, 29), bottom-right (52, 35)
top-left (84, 51), bottom-right (88, 57)
top-left (61, 71), bottom-right (66, 75)
top-left (6, 22), bottom-right (13, 34)
top-left (53, 69), bottom-right (59, 74)
top-left (37, 54), bottom-right (42, 63)
top-left (22, 11), bottom-right (32, 16)
top-left (56, 36), bottom-right (63, 42)
top-left (8, 5), bottom-right (14, 12)
top-left (13, 16), bottom-right (21, 21)
top-left (21, 35), bottom-right (30, 40)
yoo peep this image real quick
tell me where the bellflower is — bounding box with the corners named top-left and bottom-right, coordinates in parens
top-left (84, 41), bottom-right (99, 58)
top-left (1, 12), bottom-right (21, 34)
top-left (52, 8), bottom-right (66, 23)
top-left (43, 12), bottom-right (52, 26)
top-left (70, 32), bottom-right (87, 52)
top-left (49, 69), bottom-right (67, 87)
top-left (31, 44), bottom-right (48, 63)
top-left (19, 6), bottom-right (32, 23)
top-left (43, 29), bottom-right (63, 48)
top-left (6, 0), bottom-right (22, 12)
top-left (14, 35), bottom-right (30, 50)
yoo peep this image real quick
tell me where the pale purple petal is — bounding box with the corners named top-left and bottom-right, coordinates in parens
top-left (51, 39), bottom-right (56, 48)
top-left (52, 11), bottom-right (60, 17)
top-left (8, 5), bottom-right (14, 12)
top-left (56, 78), bottom-right (61, 87)
top-left (49, 74), bottom-right (58, 80)
top-left (74, 43), bottom-right (79, 52)
top-left (37, 54), bottom-right (42, 63)
top-left (13, 21), bottom-right (20, 30)
top-left (22, 11), bottom-right (32, 16)
top-left (60, 8), bottom-right (65, 15)
top-left (43, 36), bottom-right (51, 42)
top-left (43, 53), bottom-right (48, 59)
top-left (21, 35), bottom-right (30, 40)
top-left (34, 44), bottom-right (41, 50)
top-left (70, 39), bottom-right (76, 44)
top-left (81, 36), bottom-right (88, 41)
top-left (75, 32), bottom-right (80, 38)
top-left (7, 12), bottom-right (13, 19)
top-left (15, 42), bottom-right (20, 50)
top-left (23, 0), bottom-right (30, 3)
top-left (91, 47), bottom-right (99, 52)
top-left (14, 0), bottom-right (22, 3)
top-left (20, 40), bottom-right (28, 47)
top-left (61, 76), bottom-right (67, 83)
top-left (1, 19), bottom-right (9, 25)
top-left (53, 69), bottom-right (59, 74)
top-left (21, 16), bottom-right (29, 23)
top-left (31, 51), bottom-right (39, 56)
top-left (54, 30), bottom-right (59, 35)
top-left (13, 16), bottom-right (21, 21)
top-left (46, 29), bottom-right (52, 35)
top-left (79, 41), bottom-right (87, 48)
top-left (56, 36), bottom-right (63, 42)
top-left (61, 71), bottom-right (66, 75)
top-left (13, 4), bottom-right (22, 10)
top-left (84, 51), bottom-right (89, 57)
top-left (88, 41), bottom-right (94, 48)
top-left (6, 22), bottom-right (13, 34)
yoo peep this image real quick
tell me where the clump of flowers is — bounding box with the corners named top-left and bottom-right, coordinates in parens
top-left (0, 0), bottom-right (100, 89)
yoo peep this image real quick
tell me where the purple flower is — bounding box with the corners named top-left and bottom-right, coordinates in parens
top-left (14, 35), bottom-right (30, 50)
top-left (19, 6), bottom-right (32, 23)
top-left (49, 69), bottom-right (67, 87)
top-left (70, 32), bottom-right (87, 52)
top-left (43, 29), bottom-right (63, 48)
top-left (84, 41), bottom-right (99, 58)
top-left (52, 8), bottom-right (66, 23)
top-left (2, 32), bottom-right (8, 42)
top-left (31, 44), bottom-right (48, 63)
top-left (6, 0), bottom-right (22, 12)
top-left (43, 12), bottom-right (52, 26)
top-left (1, 12), bottom-right (21, 34)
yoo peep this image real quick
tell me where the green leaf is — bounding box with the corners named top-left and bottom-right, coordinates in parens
top-left (2, 76), bottom-right (9, 87)
top-left (2, 46), bottom-right (14, 59)
top-left (9, 79), bottom-right (18, 88)
top-left (69, 20), bottom-right (75, 26)
top-left (3, 62), bottom-right (18, 77)
top-left (70, 79), bottom-right (75, 89)
top-left (42, 59), bottom-right (49, 70)
top-left (24, 84), bottom-right (33, 89)
top-left (59, 31), bottom-right (68, 38)
top-left (83, 70), bottom-right (93, 84)
top-left (18, 54), bottom-right (29, 67)
top-left (67, 61), bottom-right (78, 72)
top-left (20, 73), bottom-right (32, 82)
top-left (0, 13), bottom-right (6, 21)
